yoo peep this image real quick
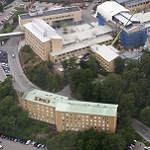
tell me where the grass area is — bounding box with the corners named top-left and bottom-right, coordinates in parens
top-left (19, 45), bottom-right (43, 68)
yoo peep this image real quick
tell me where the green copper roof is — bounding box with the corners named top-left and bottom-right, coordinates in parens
top-left (22, 89), bottom-right (118, 117)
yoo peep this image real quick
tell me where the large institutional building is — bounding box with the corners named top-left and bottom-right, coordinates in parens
top-left (19, 6), bottom-right (82, 30)
top-left (21, 3), bottom-right (147, 72)
top-left (113, 0), bottom-right (150, 11)
top-left (23, 19), bottom-right (114, 68)
top-left (97, 1), bottom-right (147, 48)
top-left (91, 44), bottom-right (119, 72)
top-left (21, 89), bottom-right (118, 132)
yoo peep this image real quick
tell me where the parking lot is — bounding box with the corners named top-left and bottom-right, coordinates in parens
top-left (0, 138), bottom-right (46, 150)
top-left (0, 50), bottom-right (8, 63)
top-left (0, 50), bottom-right (12, 81)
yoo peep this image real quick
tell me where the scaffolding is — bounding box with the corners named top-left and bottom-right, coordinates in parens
top-left (98, 13), bottom-right (105, 26)
top-left (120, 28), bottom-right (147, 48)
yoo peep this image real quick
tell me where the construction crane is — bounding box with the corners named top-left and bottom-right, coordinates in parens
top-left (111, 10), bottom-right (137, 46)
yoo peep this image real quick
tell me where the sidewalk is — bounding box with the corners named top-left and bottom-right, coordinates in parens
top-left (18, 38), bottom-right (25, 52)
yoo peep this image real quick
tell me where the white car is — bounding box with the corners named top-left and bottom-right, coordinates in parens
top-left (26, 140), bottom-right (31, 145)
top-left (31, 141), bottom-right (36, 146)
top-left (12, 54), bottom-right (15, 58)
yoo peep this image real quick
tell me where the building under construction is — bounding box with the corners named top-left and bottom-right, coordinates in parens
top-left (96, 1), bottom-right (147, 48)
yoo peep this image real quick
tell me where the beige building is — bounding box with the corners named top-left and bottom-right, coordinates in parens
top-left (22, 89), bottom-right (118, 133)
top-left (19, 6), bottom-right (82, 30)
top-left (90, 44), bottom-right (119, 72)
top-left (125, 0), bottom-right (150, 12)
top-left (113, 0), bottom-right (150, 11)
top-left (23, 19), bottom-right (113, 63)
top-left (23, 19), bottom-right (63, 61)
top-left (50, 23), bottom-right (113, 63)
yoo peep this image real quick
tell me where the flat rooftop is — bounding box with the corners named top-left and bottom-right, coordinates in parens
top-left (62, 24), bottom-right (113, 45)
top-left (22, 89), bottom-right (69, 107)
top-left (56, 100), bottom-right (118, 117)
top-left (22, 89), bottom-right (118, 117)
top-left (126, 0), bottom-right (149, 6)
top-left (23, 19), bottom-right (62, 42)
top-left (19, 6), bottom-right (81, 20)
top-left (114, 0), bottom-right (149, 4)
top-left (134, 12), bottom-right (150, 24)
top-left (90, 44), bottom-right (119, 62)
top-left (50, 34), bottom-right (113, 56)
top-left (119, 51), bottom-right (143, 60)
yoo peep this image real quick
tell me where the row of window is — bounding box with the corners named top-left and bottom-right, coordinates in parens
top-left (62, 113), bottom-right (106, 120)
top-left (29, 115), bottom-right (55, 124)
top-left (43, 14), bottom-right (74, 21)
top-left (62, 119), bottom-right (108, 125)
top-left (29, 112), bottom-right (54, 120)
top-left (25, 31), bottom-right (45, 59)
top-left (62, 126), bottom-right (109, 131)
top-left (127, 1), bottom-right (149, 8)
top-left (57, 47), bottom-right (89, 58)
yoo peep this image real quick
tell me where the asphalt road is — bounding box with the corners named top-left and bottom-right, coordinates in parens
top-left (0, 138), bottom-right (46, 150)
top-left (132, 119), bottom-right (150, 143)
top-left (0, 35), bottom-right (38, 92)
top-left (0, 64), bottom-right (6, 82)
top-left (81, 2), bottom-right (97, 24)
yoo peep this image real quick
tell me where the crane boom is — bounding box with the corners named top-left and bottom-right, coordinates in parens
top-left (111, 10), bottom-right (136, 46)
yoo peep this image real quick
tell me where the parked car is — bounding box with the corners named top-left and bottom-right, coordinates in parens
top-left (26, 140), bottom-right (31, 145)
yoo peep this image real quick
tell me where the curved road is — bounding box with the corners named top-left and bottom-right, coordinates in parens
top-left (0, 36), bottom-right (38, 92)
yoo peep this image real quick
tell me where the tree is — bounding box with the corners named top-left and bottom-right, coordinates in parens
top-left (68, 57), bottom-right (77, 69)
top-left (140, 53), bottom-right (150, 78)
top-left (125, 59), bottom-right (139, 71)
top-left (46, 60), bottom-right (53, 70)
top-left (70, 68), bottom-right (94, 94)
top-left (62, 23), bottom-right (68, 34)
top-left (22, 45), bottom-right (32, 53)
top-left (61, 57), bottom-right (77, 71)
top-left (13, 15), bottom-right (18, 23)
top-left (114, 57), bottom-right (125, 74)
top-left (140, 106), bottom-right (150, 126)
top-left (86, 56), bottom-right (99, 77)
top-left (79, 56), bottom-right (98, 77)
top-left (46, 131), bottom-right (77, 150)
top-left (119, 93), bottom-right (135, 115)
top-left (61, 59), bottom-right (68, 70)
top-left (3, 22), bottom-right (10, 29)
top-left (101, 73), bottom-right (123, 103)
top-left (77, 82), bottom-right (92, 100)
top-left (0, 3), bottom-right (3, 12)
top-left (117, 128), bottom-right (136, 145)
top-left (92, 82), bottom-right (102, 102)
top-left (102, 133), bottom-right (126, 150)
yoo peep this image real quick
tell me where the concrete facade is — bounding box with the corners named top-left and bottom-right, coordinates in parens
top-left (19, 6), bottom-right (82, 30)
top-left (23, 19), bottom-right (63, 61)
top-left (91, 44), bottom-right (119, 72)
top-left (21, 89), bottom-right (118, 132)
top-left (23, 19), bottom-right (113, 63)
top-left (113, 0), bottom-right (150, 11)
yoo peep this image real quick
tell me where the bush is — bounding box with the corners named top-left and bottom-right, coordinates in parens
top-left (22, 45), bottom-right (32, 53)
